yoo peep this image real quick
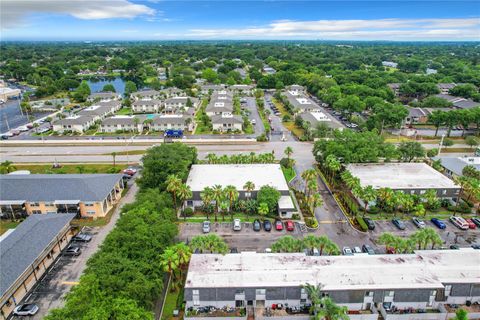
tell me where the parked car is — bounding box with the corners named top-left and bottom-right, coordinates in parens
top-left (431, 218), bottom-right (446, 229)
top-left (386, 247), bottom-right (396, 254)
top-left (412, 218), bottom-right (426, 229)
top-left (471, 244), bottom-right (480, 250)
top-left (353, 246), bottom-right (362, 254)
top-left (18, 126), bottom-right (29, 132)
top-left (311, 248), bottom-right (320, 256)
top-left (72, 233), bottom-right (92, 242)
top-left (123, 167), bottom-right (137, 176)
top-left (0, 135), bottom-right (8, 140)
top-left (471, 217), bottom-right (480, 228)
top-left (465, 219), bottom-right (477, 229)
top-left (363, 217), bottom-right (375, 230)
top-left (362, 244), bottom-right (375, 255)
top-left (275, 220), bottom-right (284, 231)
top-left (392, 218), bottom-right (406, 230)
top-left (285, 220), bottom-right (294, 231)
top-left (263, 219), bottom-right (272, 231)
top-left (449, 244), bottom-right (460, 250)
top-left (253, 219), bottom-right (261, 231)
top-left (342, 247), bottom-right (353, 255)
top-left (251, 119), bottom-right (256, 125)
top-left (202, 221), bottom-right (210, 233)
top-left (230, 247), bottom-right (238, 254)
top-left (233, 219), bottom-right (242, 231)
top-left (13, 304), bottom-right (39, 316)
top-left (449, 216), bottom-right (469, 230)
top-left (64, 245), bottom-right (81, 256)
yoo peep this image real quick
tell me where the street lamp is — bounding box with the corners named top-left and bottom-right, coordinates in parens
top-left (438, 133), bottom-right (446, 156)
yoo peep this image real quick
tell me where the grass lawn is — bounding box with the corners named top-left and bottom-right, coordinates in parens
top-left (72, 204), bottom-right (118, 227)
top-left (282, 165), bottom-right (296, 182)
top-left (271, 98), bottom-right (290, 118)
top-left (283, 121), bottom-right (305, 138)
top-left (84, 128), bottom-right (98, 135)
top-left (194, 99), bottom-right (213, 134)
top-left (0, 220), bottom-right (21, 235)
top-left (116, 108), bottom-right (133, 115)
top-left (161, 282), bottom-right (182, 320)
top-left (14, 163), bottom-right (127, 174)
top-left (436, 147), bottom-right (476, 153)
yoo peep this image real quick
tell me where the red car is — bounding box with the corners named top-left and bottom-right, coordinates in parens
top-left (386, 247), bottom-right (396, 254)
top-left (466, 219), bottom-right (477, 229)
top-left (285, 220), bottom-right (294, 232)
top-left (275, 220), bottom-right (283, 231)
top-left (123, 167), bottom-right (137, 176)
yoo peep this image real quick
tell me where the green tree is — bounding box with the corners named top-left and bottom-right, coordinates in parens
top-left (202, 68), bottom-right (218, 82)
top-left (224, 185), bottom-right (239, 220)
top-left (284, 146), bottom-right (293, 165)
top-left (102, 84), bottom-right (116, 92)
top-left (304, 284), bottom-right (348, 320)
top-left (111, 152), bottom-right (117, 167)
top-left (271, 235), bottom-right (303, 253)
top-left (258, 202), bottom-right (270, 216)
top-left (465, 136), bottom-right (479, 149)
top-left (212, 184), bottom-right (225, 222)
top-left (325, 154), bottom-right (341, 183)
top-left (200, 186), bottom-right (214, 220)
top-left (160, 247), bottom-right (180, 284)
top-left (124, 80), bottom-right (137, 96)
top-left (257, 185), bottom-right (281, 214)
top-left (397, 141), bottom-right (425, 162)
top-left (359, 186), bottom-right (377, 216)
top-left (0, 160), bottom-right (17, 174)
top-left (243, 181), bottom-right (255, 199)
top-left (73, 80), bottom-right (91, 102)
top-left (177, 184), bottom-right (192, 220)
top-left (452, 309), bottom-right (468, 320)
top-left (190, 234), bottom-right (228, 254)
top-left (166, 174), bottom-right (182, 211)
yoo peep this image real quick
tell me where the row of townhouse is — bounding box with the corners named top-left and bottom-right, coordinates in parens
top-left (200, 84), bottom-right (256, 95)
top-left (100, 112), bottom-right (194, 133)
top-left (185, 250), bottom-right (480, 320)
top-left (87, 91), bottom-right (122, 102)
top-left (53, 100), bottom-right (121, 133)
top-left (205, 90), bottom-right (243, 132)
top-left (0, 173), bottom-right (125, 219)
top-left (130, 87), bottom-right (185, 100)
top-left (387, 83), bottom-right (475, 97)
top-left (131, 96), bottom-right (200, 114)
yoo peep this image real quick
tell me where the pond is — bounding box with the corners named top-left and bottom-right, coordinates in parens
top-left (87, 77), bottom-right (126, 95)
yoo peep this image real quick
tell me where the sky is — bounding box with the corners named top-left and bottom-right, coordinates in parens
top-left (1, 0), bottom-right (479, 41)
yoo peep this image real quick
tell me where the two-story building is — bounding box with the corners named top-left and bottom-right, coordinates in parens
top-left (52, 115), bottom-right (95, 133)
top-left (151, 114), bottom-right (193, 132)
top-left (0, 214), bottom-right (77, 320)
top-left (164, 97), bottom-right (199, 114)
top-left (0, 174), bottom-right (124, 219)
top-left (100, 116), bottom-right (141, 133)
top-left (132, 98), bottom-right (162, 113)
top-left (88, 91), bottom-right (121, 102)
top-left (185, 249), bottom-right (480, 319)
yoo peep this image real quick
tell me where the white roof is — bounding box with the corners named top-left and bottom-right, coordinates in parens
top-left (187, 164), bottom-right (289, 192)
top-left (346, 163), bottom-right (459, 190)
top-left (186, 249), bottom-right (480, 290)
top-left (310, 111), bottom-right (331, 122)
top-left (278, 195), bottom-right (295, 210)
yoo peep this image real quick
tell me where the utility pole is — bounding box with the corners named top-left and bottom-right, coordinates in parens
top-left (438, 133), bottom-right (446, 156)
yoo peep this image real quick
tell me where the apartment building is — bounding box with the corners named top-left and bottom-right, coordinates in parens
top-left (52, 115), bottom-right (95, 133)
top-left (0, 214), bottom-right (76, 320)
top-left (151, 114), bottom-right (193, 132)
top-left (100, 116), bottom-right (141, 133)
top-left (132, 98), bottom-right (162, 113)
top-left (284, 90), bottom-right (322, 113)
top-left (211, 114), bottom-right (243, 132)
top-left (185, 250), bottom-right (480, 320)
top-left (87, 91), bottom-right (121, 102)
top-left (0, 174), bottom-right (124, 219)
top-left (164, 97), bottom-right (199, 114)
top-left (131, 89), bottom-right (160, 100)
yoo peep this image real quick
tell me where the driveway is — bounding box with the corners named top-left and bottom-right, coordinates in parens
top-left (17, 179), bottom-right (139, 319)
top-left (243, 97), bottom-right (264, 135)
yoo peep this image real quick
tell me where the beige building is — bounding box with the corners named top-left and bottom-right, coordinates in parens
top-left (0, 174), bottom-right (124, 219)
top-left (0, 214), bottom-right (76, 319)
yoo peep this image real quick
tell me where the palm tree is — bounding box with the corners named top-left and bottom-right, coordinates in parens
top-left (377, 187), bottom-right (394, 210)
top-left (424, 227), bottom-right (443, 249)
top-left (307, 193), bottom-right (323, 214)
top-left (200, 186), bottom-right (214, 220)
top-left (160, 247), bottom-right (180, 285)
top-left (302, 235), bottom-right (319, 251)
top-left (190, 234), bottom-right (228, 254)
top-left (325, 154), bottom-right (341, 183)
top-left (317, 235), bottom-right (339, 256)
top-left (206, 153), bottom-right (217, 164)
top-left (212, 184), bottom-right (224, 222)
top-left (284, 146), bottom-right (293, 165)
top-left (271, 236), bottom-right (303, 253)
top-left (304, 284), bottom-right (348, 320)
top-left (243, 181), bottom-right (255, 200)
top-left (224, 185), bottom-right (239, 220)
top-left (258, 202), bottom-right (269, 216)
top-left (0, 161), bottom-right (17, 174)
top-left (378, 232), bottom-right (397, 250)
top-left (166, 174), bottom-right (182, 210)
top-left (359, 185), bottom-right (377, 217)
top-left (133, 117), bottom-right (140, 133)
top-left (172, 242), bottom-right (192, 279)
top-left (307, 179), bottom-right (318, 197)
top-left (301, 169), bottom-right (317, 194)
top-left (177, 184), bottom-right (192, 220)
top-left (111, 152), bottom-right (117, 167)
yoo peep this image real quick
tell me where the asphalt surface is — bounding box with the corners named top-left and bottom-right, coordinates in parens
top-left (15, 179), bottom-right (139, 320)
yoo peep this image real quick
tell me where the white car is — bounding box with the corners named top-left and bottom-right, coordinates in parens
top-left (251, 119), bottom-right (256, 125)
top-left (233, 219), bottom-right (242, 231)
top-left (13, 304), bottom-right (39, 316)
top-left (342, 246), bottom-right (353, 255)
top-left (202, 221), bottom-right (210, 233)
top-left (353, 246), bottom-right (362, 254)
top-left (18, 126), bottom-right (29, 132)
top-left (450, 216), bottom-right (469, 230)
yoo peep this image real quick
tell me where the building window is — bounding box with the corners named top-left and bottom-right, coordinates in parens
top-left (31, 202), bottom-right (40, 207)
top-left (445, 285), bottom-right (452, 296)
top-left (443, 190), bottom-right (447, 195)
top-left (45, 202), bottom-right (54, 207)
top-left (87, 211), bottom-right (96, 215)
top-left (301, 288), bottom-right (306, 295)
top-left (193, 290), bottom-right (200, 306)
top-left (365, 291), bottom-right (373, 297)
top-left (256, 289), bottom-right (266, 296)
top-left (32, 210), bottom-right (42, 214)
top-left (84, 203), bottom-right (94, 207)
top-left (420, 190), bottom-right (426, 194)
top-left (386, 291), bottom-right (394, 297)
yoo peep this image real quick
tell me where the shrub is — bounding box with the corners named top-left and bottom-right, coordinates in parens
top-left (367, 206), bottom-right (380, 214)
top-left (256, 133), bottom-right (268, 142)
top-left (182, 207), bottom-right (194, 217)
top-left (356, 215), bottom-right (369, 232)
top-left (291, 213), bottom-right (301, 220)
top-left (427, 148), bottom-right (438, 157)
top-left (305, 217), bottom-right (318, 228)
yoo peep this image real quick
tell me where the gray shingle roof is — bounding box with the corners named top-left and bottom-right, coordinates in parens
top-left (56, 115), bottom-right (94, 125)
top-left (0, 213), bottom-right (76, 296)
top-left (433, 157), bottom-right (480, 176)
top-left (89, 92), bottom-right (118, 99)
top-left (211, 114), bottom-right (243, 124)
top-left (0, 174), bottom-right (123, 202)
top-left (132, 99), bottom-right (162, 106)
top-left (78, 105), bottom-right (112, 117)
top-left (102, 117), bottom-right (136, 126)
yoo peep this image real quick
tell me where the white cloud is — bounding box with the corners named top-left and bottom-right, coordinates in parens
top-left (1, 0), bottom-right (155, 29)
top-left (187, 18), bottom-right (480, 40)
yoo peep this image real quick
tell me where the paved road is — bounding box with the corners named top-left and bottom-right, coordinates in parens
top-left (243, 97), bottom-right (264, 135)
top-left (19, 179), bottom-right (139, 319)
